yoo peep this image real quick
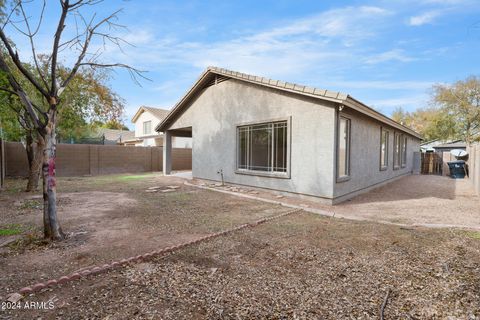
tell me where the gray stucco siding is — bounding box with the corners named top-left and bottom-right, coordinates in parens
top-left (171, 79), bottom-right (338, 199)
top-left (333, 108), bottom-right (421, 199)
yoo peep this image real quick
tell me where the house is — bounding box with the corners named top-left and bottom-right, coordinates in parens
top-left (420, 139), bottom-right (467, 153)
top-left (420, 139), bottom-right (442, 152)
top-left (59, 128), bottom-right (135, 145)
top-left (431, 140), bottom-right (467, 153)
top-left (128, 106), bottom-right (192, 148)
top-left (157, 67), bottom-right (422, 204)
top-left (96, 128), bottom-right (136, 145)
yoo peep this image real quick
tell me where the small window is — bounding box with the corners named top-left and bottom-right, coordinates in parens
top-left (401, 135), bottom-right (407, 167)
top-left (143, 121), bottom-right (152, 135)
top-left (337, 116), bottom-right (351, 179)
top-left (380, 128), bottom-right (389, 170)
top-left (237, 120), bottom-right (288, 174)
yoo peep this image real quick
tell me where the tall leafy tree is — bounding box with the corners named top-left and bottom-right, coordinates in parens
top-left (432, 76), bottom-right (480, 144)
top-left (391, 106), bottom-right (456, 142)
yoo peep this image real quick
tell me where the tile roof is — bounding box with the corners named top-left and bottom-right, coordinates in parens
top-left (434, 140), bottom-right (467, 149)
top-left (95, 128), bottom-right (135, 143)
top-left (208, 66), bottom-right (349, 101)
top-left (132, 106), bottom-right (170, 123)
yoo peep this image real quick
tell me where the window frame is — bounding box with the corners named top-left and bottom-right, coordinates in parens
top-left (336, 115), bottom-right (351, 182)
top-left (235, 117), bottom-right (291, 179)
top-left (401, 135), bottom-right (407, 168)
top-left (379, 127), bottom-right (389, 171)
top-left (393, 132), bottom-right (402, 170)
top-left (143, 120), bottom-right (152, 135)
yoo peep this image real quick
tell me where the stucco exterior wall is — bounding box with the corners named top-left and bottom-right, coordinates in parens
top-left (170, 79), bottom-right (337, 199)
top-left (333, 108), bottom-right (421, 202)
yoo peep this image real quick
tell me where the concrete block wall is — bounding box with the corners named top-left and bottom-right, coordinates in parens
top-left (5, 142), bottom-right (191, 177)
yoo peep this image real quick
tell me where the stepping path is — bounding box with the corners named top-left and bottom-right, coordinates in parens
top-left (7, 208), bottom-right (303, 302)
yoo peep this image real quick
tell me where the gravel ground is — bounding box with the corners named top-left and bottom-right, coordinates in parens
top-left (4, 212), bottom-right (480, 319)
top-left (2, 174), bottom-right (480, 319)
top-left (195, 175), bottom-right (480, 229)
top-left (0, 174), bottom-right (288, 302)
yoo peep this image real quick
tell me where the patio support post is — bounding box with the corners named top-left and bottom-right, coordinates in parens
top-left (163, 130), bottom-right (172, 175)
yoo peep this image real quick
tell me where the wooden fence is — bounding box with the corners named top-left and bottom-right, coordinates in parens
top-left (4, 142), bottom-right (191, 177)
top-left (467, 143), bottom-right (480, 195)
top-left (421, 152), bottom-right (443, 175)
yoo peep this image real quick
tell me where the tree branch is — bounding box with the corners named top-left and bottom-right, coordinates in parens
top-left (59, 9), bottom-right (125, 90)
top-left (0, 28), bottom-right (50, 99)
top-left (0, 54), bottom-right (45, 131)
top-left (17, 0), bottom-right (49, 90)
top-left (50, 0), bottom-right (70, 97)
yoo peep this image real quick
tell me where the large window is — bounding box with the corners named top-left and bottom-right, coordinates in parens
top-left (237, 120), bottom-right (288, 174)
top-left (337, 116), bottom-right (351, 179)
top-left (143, 121), bottom-right (152, 135)
top-left (401, 135), bottom-right (407, 167)
top-left (380, 128), bottom-right (389, 170)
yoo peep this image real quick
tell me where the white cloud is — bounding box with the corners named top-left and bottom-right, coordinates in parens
top-left (364, 49), bottom-right (416, 64)
top-left (408, 10), bottom-right (442, 26)
top-left (100, 5), bottom-right (394, 82)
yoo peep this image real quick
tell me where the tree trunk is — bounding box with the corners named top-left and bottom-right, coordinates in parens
top-left (25, 131), bottom-right (43, 192)
top-left (41, 109), bottom-right (65, 240)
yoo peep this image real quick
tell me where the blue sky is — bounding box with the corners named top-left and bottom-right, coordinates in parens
top-left (8, 0), bottom-right (480, 129)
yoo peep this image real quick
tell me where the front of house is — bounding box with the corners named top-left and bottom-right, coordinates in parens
top-left (157, 67), bottom-right (422, 204)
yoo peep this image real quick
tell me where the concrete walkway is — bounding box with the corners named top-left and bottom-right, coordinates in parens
top-left (187, 175), bottom-right (480, 230)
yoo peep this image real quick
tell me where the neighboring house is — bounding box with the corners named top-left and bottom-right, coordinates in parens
top-left (157, 67), bottom-right (422, 204)
top-left (432, 140), bottom-right (467, 153)
top-left (96, 128), bottom-right (136, 145)
top-left (129, 106), bottom-right (192, 148)
top-left (420, 139), bottom-right (467, 153)
top-left (420, 139), bottom-right (442, 152)
top-left (60, 128), bottom-right (135, 145)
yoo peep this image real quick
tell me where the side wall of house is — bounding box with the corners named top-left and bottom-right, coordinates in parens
top-left (169, 79), bottom-right (337, 199)
top-left (333, 108), bottom-right (421, 202)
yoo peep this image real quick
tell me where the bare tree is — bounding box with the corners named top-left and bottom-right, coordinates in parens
top-left (0, 0), bottom-right (144, 240)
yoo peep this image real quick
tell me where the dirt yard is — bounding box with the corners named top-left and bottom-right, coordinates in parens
top-left (1, 173), bottom-right (480, 319)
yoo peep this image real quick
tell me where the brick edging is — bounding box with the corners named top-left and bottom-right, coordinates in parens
top-left (10, 208), bottom-right (302, 298)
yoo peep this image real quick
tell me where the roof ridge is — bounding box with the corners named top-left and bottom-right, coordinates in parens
top-left (207, 66), bottom-right (349, 101)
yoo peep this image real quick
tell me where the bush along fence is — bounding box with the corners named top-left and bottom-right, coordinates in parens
top-left (467, 143), bottom-right (480, 195)
top-left (4, 142), bottom-right (191, 177)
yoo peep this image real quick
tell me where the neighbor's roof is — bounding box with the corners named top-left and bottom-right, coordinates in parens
top-left (95, 128), bottom-right (135, 142)
top-left (132, 106), bottom-right (170, 123)
top-left (156, 66), bottom-right (422, 139)
top-left (420, 139), bottom-right (440, 146)
top-left (434, 140), bottom-right (467, 149)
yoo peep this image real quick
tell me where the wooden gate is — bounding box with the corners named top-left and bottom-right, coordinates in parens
top-left (421, 152), bottom-right (443, 175)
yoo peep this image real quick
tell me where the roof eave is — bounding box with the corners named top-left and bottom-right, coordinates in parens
top-left (156, 69), bottom-right (212, 132)
top-left (132, 107), bottom-right (146, 123)
top-left (343, 96), bottom-right (423, 140)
